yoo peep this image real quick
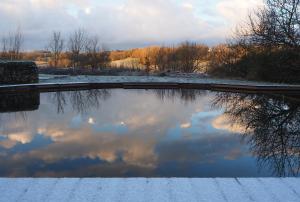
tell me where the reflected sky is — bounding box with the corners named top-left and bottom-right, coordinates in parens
top-left (0, 89), bottom-right (299, 177)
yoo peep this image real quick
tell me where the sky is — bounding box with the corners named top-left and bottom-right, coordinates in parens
top-left (0, 0), bottom-right (264, 50)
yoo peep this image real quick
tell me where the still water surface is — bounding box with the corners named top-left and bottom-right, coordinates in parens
top-left (0, 89), bottom-right (299, 177)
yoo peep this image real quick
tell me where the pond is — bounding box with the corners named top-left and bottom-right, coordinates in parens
top-left (0, 89), bottom-right (299, 177)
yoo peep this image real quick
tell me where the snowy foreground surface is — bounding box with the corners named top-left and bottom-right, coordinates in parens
top-left (39, 74), bottom-right (299, 86)
top-left (0, 178), bottom-right (299, 202)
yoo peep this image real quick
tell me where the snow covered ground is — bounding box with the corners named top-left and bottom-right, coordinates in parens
top-left (39, 74), bottom-right (300, 87)
top-left (0, 178), bottom-right (299, 202)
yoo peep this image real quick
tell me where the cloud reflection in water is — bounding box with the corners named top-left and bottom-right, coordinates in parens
top-left (0, 89), bottom-right (299, 177)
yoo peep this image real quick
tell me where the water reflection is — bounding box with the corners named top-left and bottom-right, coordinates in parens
top-left (154, 89), bottom-right (206, 104)
top-left (213, 93), bottom-right (300, 176)
top-left (50, 89), bottom-right (111, 114)
top-left (50, 89), bottom-right (204, 114)
top-left (0, 89), bottom-right (299, 177)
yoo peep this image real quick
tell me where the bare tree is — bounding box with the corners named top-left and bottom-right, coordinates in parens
top-left (1, 37), bottom-right (8, 59)
top-left (98, 48), bottom-right (111, 69)
top-left (48, 31), bottom-right (64, 67)
top-left (154, 44), bottom-right (209, 73)
top-left (68, 28), bottom-right (87, 69)
top-left (1, 28), bottom-right (24, 60)
top-left (176, 42), bottom-right (209, 73)
top-left (85, 35), bottom-right (101, 69)
top-left (207, 0), bottom-right (300, 83)
top-left (9, 27), bottom-right (23, 60)
top-left (247, 0), bottom-right (300, 48)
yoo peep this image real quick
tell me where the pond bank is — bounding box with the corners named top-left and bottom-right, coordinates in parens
top-left (1, 82), bottom-right (300, 95)
top-left (0, 74), bottom-right (299, 94)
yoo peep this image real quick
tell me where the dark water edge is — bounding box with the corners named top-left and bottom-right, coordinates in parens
top-left (0, 89), bottom-right (299, 177)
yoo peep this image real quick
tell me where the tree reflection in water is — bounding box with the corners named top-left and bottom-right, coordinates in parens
top-left (50, 89), bottom-right (206, 114)
top-left (50, 89), bottom-right (111, 114)
top-left (213, 92), bottom-right (300, 176)
top-left (154, 89), bottom-right (207, 104)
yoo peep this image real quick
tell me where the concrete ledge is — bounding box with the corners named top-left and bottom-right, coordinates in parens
top-left (0, 82), bottom-right (300, 94)
top-left (0, 178), bottom-right (299, 202)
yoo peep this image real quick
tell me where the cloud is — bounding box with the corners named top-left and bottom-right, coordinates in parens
top-left (180, 122), bottom-right (192, 129)
top-left (0, 139), bottom-right (17, 149)
top-left (182, 3), bottom-right (194, 10)
top-left (7, 132), bottom-right (33, 144)
top-left (212, 114), bottom-right (247, 134)
top-left (216, 0), bottom-right (264, 25)
top-left (0, 0), bottom-right (264, 50)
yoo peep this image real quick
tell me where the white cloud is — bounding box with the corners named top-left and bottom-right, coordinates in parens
top-left (180, 122), bottom-right (192, 129)
top-left (84, 7), bottom-right (92, 15)
top-left (182, 3), bottom-right (194, 10)
top-left (88, 118), bottom-right (95, 125)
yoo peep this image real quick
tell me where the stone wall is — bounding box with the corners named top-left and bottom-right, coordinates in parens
top-left (0, 61), bottom-right (38, 84)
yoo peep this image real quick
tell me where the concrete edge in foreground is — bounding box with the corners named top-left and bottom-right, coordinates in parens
top-left (0, 178), bottom-right (299, 202)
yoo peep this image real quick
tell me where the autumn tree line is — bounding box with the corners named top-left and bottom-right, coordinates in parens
top-left (109, 43), bottom-right (209, 73)
top-left (0, 28), bottom-right (209, 73)
top-left (0, 28), bottom-right (210, 75)
top-left (0, 0), bottom-right (299, 83)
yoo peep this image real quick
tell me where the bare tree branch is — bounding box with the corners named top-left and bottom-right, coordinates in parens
top-left (48, 31), bottom-right (64, 67)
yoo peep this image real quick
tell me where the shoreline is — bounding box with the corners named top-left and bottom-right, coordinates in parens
top-left (0, 74), bottom-right (299, 94)
top-left (1, 82), bottom-right (300, 95)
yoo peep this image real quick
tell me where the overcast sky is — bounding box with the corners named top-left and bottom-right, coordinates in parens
top-left (0, 0), bottom-right (263, 50)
